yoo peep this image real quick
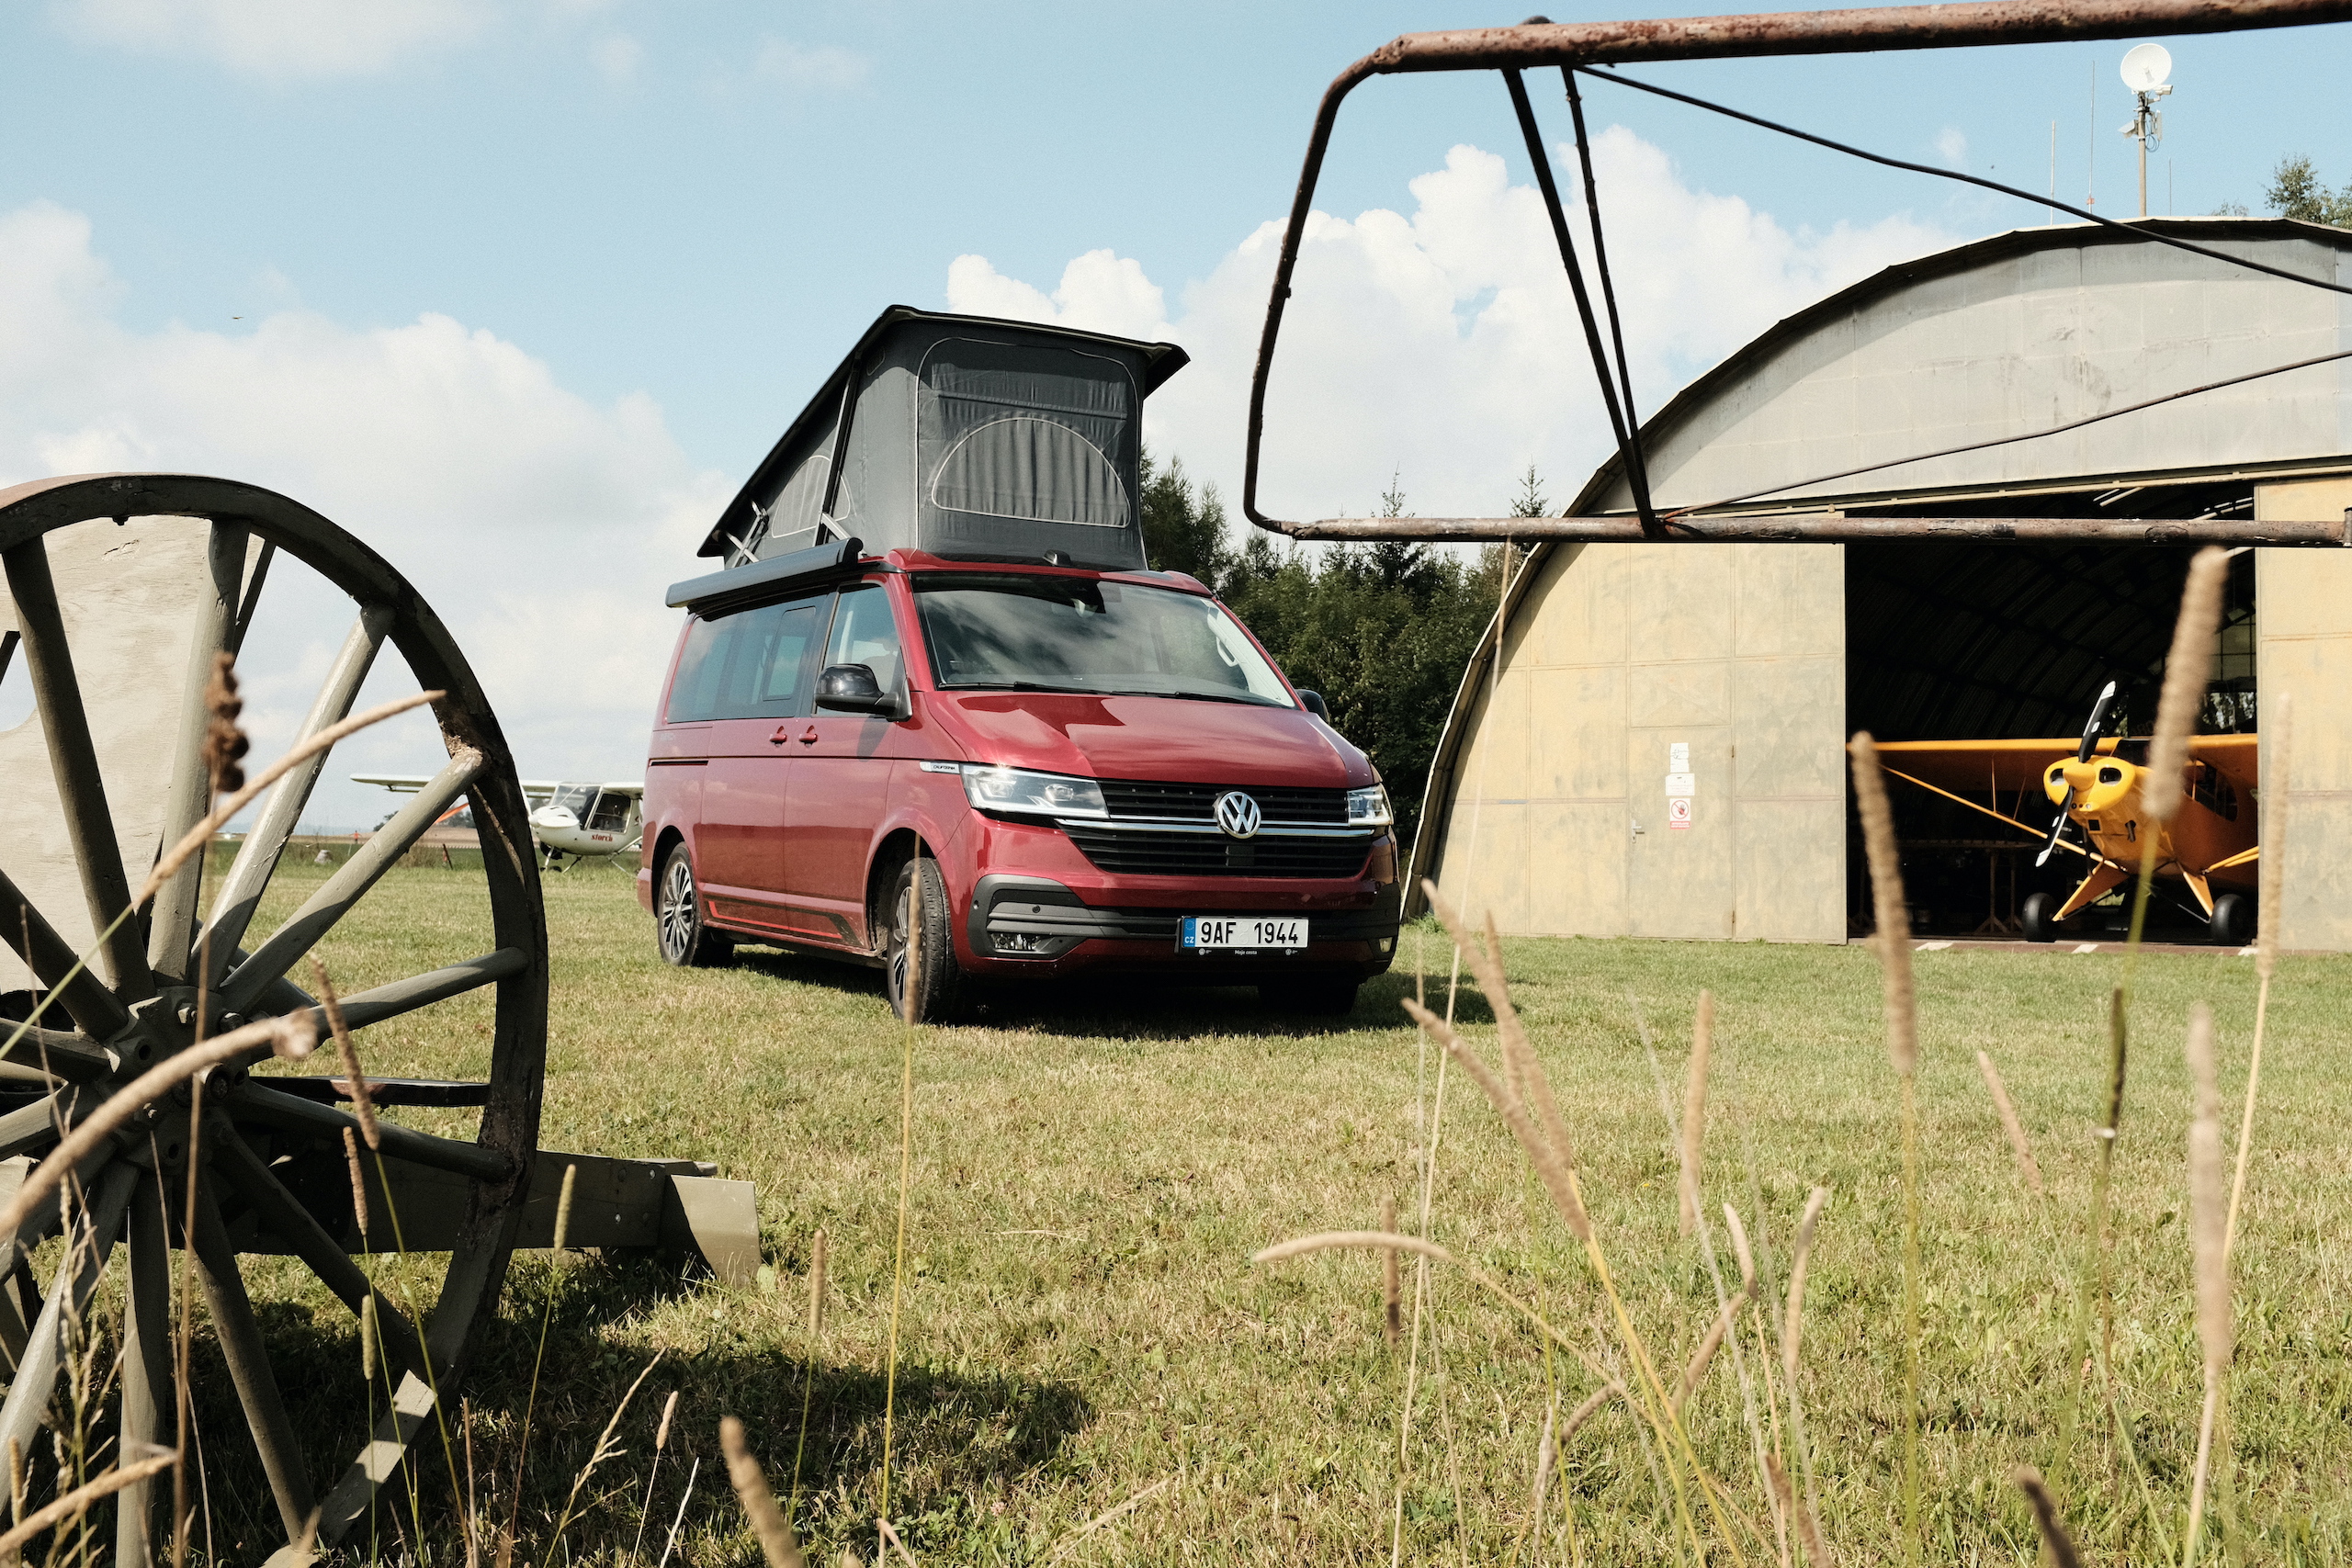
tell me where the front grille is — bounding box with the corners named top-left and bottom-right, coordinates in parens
top-left (1098, 780), bottom-right (1348, 825)
top-left (1062, 823), bottom-right (1372, 879)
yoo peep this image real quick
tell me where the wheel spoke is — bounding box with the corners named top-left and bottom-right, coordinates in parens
top-left (232, 1082), bottom-right (511, 1183)
top-left (203, 605), bottom-right (392, 979)
top-left (0, 860), bottom-right (131, 1041)
top-left (0, 539), bottom-right (153, 1004)
top-left (190, 1182), bottom-right (314, 1540)
top-left (0, 1157), bottom-right (135, 1460)
top-left (0, 1092), bottom-right (66, 1165)
top-left (312, 1370), bottom-right (437, 1546)
top-left (118, 1171), bottom-right (174, 1566)
top-left (304, 947), bottom-right (526, 1038)
top-left (220, 749), bottom-right (484, 1015)
top-left (209, 1130), bottom-right (424, 1371)
top-left (225, 541), bottom-right (274, 658)
top-left (148, 523), bottom-right (249, 986)
top-left (0, 1026), bottom-right (114, 1083)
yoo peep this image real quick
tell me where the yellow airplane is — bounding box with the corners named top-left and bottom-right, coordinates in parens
top-left (1873, 682), bottom-right (2260, 944)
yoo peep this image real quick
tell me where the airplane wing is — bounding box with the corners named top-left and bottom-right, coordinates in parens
top-left (1866, 739), bottom-right (2081, 795)
top-left (2188, 733), bottom-right (2259, 790)
top-left (604, 783), bottom-right (645, 797)
top-left (356, 773), bottom-right (566, 805)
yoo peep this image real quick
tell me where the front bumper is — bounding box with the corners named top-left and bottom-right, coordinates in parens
top-left (962, 872), bottom-right (1402, 979)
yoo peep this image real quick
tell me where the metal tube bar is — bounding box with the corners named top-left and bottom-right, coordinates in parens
top-left (0, 1157), bottom-right (136, 1461)
top-left (1560, 67), bottom-right (1658, 532)
top-left (209, 1130), bottom-right (424, 1371)
top-left (190, 1184), bottom-right (315, 1539)
top-left (204, 605), bottom-right (394, 981)
top-left (0, 862), bottom-right (131, 1041)
top-left (232, 1082), bottom-right (512, 1184)
top-left (118, 1171), bottom-right (175, 1566)
top-left (1273, 513), bottom-right (2352, 544)
top-left (150, 521), bottom-right (249, 985)
top-left (220, 748), bottom-right (484, 1015)
top-left (1, 539), bottom-right (152, 1002)
top-left (1239, 0), bottom-right (2352, 535)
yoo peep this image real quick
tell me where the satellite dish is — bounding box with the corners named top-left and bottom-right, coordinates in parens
top-left (2120, 43), bottom-right (2172, 93)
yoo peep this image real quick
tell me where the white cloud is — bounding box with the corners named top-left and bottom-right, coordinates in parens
top-left (592, 30), bottom-right (641, 85)
top-left (753, 38), bottom-right (870, 92)
top-left (1935, 127), bottom-right (1969, 169)
top-left (0, 200), bottom-right (727, 822)
top-left (50, 0), bottom-right (487, 79)
top-left (949, 130), bottom-right (1953, 521)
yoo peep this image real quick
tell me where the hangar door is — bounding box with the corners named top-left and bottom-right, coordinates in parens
top-left (1430, 541), bottom-right (1846, 941)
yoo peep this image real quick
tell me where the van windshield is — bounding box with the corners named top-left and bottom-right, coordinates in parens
top-left (912, 574), bottom-right (1293, 707)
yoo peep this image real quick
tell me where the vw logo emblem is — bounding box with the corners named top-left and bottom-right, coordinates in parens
top-left (1214, 790), bottom-right (1262, 840)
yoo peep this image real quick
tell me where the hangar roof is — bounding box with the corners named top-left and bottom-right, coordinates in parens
top-left (1572, 217), bottom-right (2352, 517)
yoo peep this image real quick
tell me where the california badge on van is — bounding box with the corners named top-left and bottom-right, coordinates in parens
top-left (639, 308), bottom-right (1401, 1020)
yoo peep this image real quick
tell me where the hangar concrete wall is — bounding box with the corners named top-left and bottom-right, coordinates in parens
top-left (1429, 542), bottom-right (1845, 941)
top-left (2256, 476), bottom-right (2352, 953)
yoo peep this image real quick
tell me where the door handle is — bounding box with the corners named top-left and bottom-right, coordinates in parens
top-left (798, 726), bottom-right (820, 745)
top-left (769, 727), bottom-right (792, 746)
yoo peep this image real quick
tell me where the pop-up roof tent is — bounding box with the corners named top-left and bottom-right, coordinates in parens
top-left (698, 307), bottom-right (1189, 573)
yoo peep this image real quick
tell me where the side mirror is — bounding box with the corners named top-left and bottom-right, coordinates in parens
top-left (815, 663), bottom-right (895, 716)
top-left (1295, 689), bottom-right (1329, 721)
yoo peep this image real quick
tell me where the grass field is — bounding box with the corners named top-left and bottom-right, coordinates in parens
top-left (187, 855), bottom-right (2352, 1564)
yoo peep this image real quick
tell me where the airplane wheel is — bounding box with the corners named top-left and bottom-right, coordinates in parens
top-left (2021, 892), bottom-right (2059, 943)
top-left (2211, 894), bottom-right (2255, 947)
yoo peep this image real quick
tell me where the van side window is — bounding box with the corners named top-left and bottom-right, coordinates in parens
top-left (822, 585), bottom-right (905, 700)
top-left (665, 596), bottom-right (826, 722)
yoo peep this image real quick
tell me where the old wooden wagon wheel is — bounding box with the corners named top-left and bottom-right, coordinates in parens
top-left (0, 473), bottom-right (548, 1553)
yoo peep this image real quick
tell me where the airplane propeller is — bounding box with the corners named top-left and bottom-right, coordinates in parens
top-left (2037, 679), bottom-right (2119, 867)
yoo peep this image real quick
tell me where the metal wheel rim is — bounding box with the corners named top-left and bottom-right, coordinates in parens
top-left (659, 855), bottom-right (695, 962)
top-left (0, 473), bottom-right (548, 1548)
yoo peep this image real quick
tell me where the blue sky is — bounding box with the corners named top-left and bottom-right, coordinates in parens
top-left (0, 1), bottom-right (2345, 817)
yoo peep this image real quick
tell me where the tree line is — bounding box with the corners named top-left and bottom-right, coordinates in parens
top-left (1141, 451), bottom-right (1548, 855)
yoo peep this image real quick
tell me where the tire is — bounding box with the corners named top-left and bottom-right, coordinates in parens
top-left (885, 855), bottom-right (963, 1022)
top-left (1260, 975), bottom-right (1361, 1018)
top-left (2210, 893), bottom-right (2256, 947)
top-left (2021, 891), bottom-right (2059, 943)
top-left (656, 843), bottom-right (734, 967)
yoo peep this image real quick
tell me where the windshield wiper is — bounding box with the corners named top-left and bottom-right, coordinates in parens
top-left (949, 681), bottom-right (1102, 695)
top-left (1105, 689), bottom-right (1276, 707)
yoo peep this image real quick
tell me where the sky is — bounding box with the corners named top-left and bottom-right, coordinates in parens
top-left (0, 0), bottom-right (2345, 827)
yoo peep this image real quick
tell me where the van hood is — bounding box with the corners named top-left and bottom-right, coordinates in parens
top-left (924, 692), bottom-right (1370, 787)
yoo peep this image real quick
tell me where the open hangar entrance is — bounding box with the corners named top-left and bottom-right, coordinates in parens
top-left (1412, 219), bottom-right (2352, 952)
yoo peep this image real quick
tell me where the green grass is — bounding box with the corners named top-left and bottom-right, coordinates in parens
top-left (184, 858), bottom-right (2352, 1564)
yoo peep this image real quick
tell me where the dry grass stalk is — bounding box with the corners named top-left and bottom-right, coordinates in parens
top-left (463, 1397), bottom-right (481, 1568)
top-left (2143, 547), bottom-right (2230, 822)
top-left (721, 1415), bottom-right (808, 1568)
top-left (341, 1126), bottom-right (370, 1245)
top-left (1400, 998), bottom-right (1589, 1241)
top-left (1846, 735), bottom-right (1917, 1075)
top-left (1723, 1204), bottom-right (1757, 1293)
top-left (0, 1010), bottom-right (313, 1245)
top-left (1766, 1451), bottom-right (1826, 1566)
top-left (2229, 692), bottom-right (2293, 1260)
top-left (201, 651), bottom-right (249, 794)
top-left (310, 960), bottom-right (379, 1150)
top-left (876, 1517), bottom-right (920, 1567)
top-left (2012, 1467), bottom-right (2082, 1568)
top-left (6, 1437), bottom-right (18, 1526)
top-left (1781, 1187), bottom-right (1830, 1386)
top-left (0, 1452), bottom-right (178, 1564)
top-left (808, 1228), bottom-right (829, 1338)
top-left (1673, 1287), bottom-right (1752, 1416)
top-left (1527, 1404), bottom-right (1557, 1533)
top-left (1974, 1050), bottom-right (2045, 1197)
top-left (2185, 1002), bottom-right (2231, 1562)
top-left (553, 1162), bottom-right (578, 1253)
top-left (360, 1294), bottom-right (378, 1383)
top-left (1680, 990), bottom-right (1714, 1235)
top-left (1563, 1379), bottom-right (1623, 1442)
top-left (1379, 1194), bottom-right (1401, 1346)
top-left (541, 1353), bottom-right (664, 1567)
top-left (1423, 885), bottom-right (1574, 1160)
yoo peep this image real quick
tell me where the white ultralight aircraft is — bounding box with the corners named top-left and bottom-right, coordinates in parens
top-left (353, 775), bottom-right (644, 871)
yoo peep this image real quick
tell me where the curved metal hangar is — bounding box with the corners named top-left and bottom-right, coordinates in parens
top-left (1415, 218), bottom-right (2352, 951)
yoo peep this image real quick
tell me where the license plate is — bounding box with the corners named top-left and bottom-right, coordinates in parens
top-left (1181, 917), bottom-right (1308, 951)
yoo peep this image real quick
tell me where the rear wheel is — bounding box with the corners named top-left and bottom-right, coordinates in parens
top-left (2211, 893), bottom-right (2256, 946)
top-left (656, 843), bottom-right (733, 967)
top-left (885, 855), bottom-right (963, 1022)
top-left (2021, 892), bottom-right (2059, 943)
top-left (1260, 975), bottom-right (1362, 1018)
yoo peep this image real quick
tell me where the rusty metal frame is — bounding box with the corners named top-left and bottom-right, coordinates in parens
top-left (1240, 0), bottom-right (2352, 546)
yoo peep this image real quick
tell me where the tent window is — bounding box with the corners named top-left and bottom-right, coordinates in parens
top-left (929, 416), bottom-right (1127, 528)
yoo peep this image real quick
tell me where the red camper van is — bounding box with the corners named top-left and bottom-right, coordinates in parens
top-left (639, 308), bottom-right (1400, 1021)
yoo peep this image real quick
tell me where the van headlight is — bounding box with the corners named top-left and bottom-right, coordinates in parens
top-left (1347, 784), bottom-right (1393, 828)
top-left (963, 764), bottom-right (1108, 819)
